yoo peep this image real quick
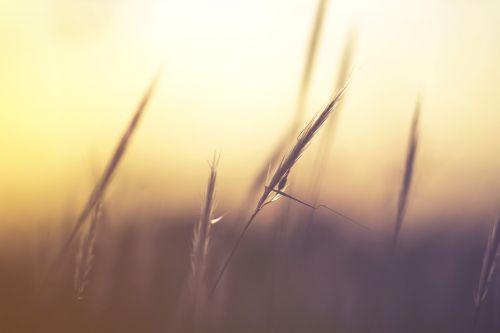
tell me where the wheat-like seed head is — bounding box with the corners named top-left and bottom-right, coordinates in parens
top-left (43, 73), bottom-right (160, 287)
top-left (210, 83), bottom-right (348, 296)
top-left (191, 154), bottom-right (221, 282)
top-left (256, 84), bottom-right (348, 211)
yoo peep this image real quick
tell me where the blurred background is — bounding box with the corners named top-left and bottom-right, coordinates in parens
top-left (1, 0), bottom-right (500, 332)
top-left (1, 0), bottom-right (500, 228)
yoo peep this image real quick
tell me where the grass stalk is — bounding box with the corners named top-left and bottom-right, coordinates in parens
top-left (209, 83), bottom-right (348, 297)
top-left (389, 98), bottom-right (421, 257)
top-left (190, 154), bottom-right (222, 311)
top-left (43, 73), bottom-right (160, 286)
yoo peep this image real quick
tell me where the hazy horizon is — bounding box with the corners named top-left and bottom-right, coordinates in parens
top-left (1, 0), bottom-right (500, 228)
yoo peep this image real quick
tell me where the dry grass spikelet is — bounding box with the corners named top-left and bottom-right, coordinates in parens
top-left (191, 154), bottom-right (222, 292)
top-left (210, 83), bottom-right (348, 296)
top-left (43, 73), bottom-right (160, 285)
top-left (74, 202), bottom-right (101, 300)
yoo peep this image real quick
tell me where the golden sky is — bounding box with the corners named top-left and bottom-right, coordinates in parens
top-left (1, 0), bottom-right (500, 228)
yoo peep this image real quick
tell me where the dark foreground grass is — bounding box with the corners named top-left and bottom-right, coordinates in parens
top-left (1, 211), bottom-right (499, 333)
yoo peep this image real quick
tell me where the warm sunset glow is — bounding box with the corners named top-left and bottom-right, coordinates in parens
top-left (3, 2), bottom-right (500, 333)
top-left (1, 0), bottom-right (499, 227)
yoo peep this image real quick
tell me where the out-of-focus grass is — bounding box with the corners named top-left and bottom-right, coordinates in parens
top-left (0, 211), bottom-right (498, 333)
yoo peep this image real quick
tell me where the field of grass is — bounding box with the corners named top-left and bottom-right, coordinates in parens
top-left (1, 0), bottom-right (499, 332)
top-left (1, 211), bottom-right (499, 332)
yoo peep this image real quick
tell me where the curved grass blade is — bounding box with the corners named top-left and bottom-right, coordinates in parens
top-left (42, 73), bottom-right (160, 286)
top-left (390, 98), bottom-right (420, 257)
top-left (209, 84), bottom-right (347, 297)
